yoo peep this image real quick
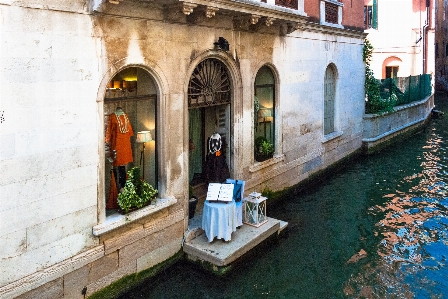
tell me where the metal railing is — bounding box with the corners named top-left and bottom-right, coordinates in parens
top-left (380, 74), bottom-right (432, 106)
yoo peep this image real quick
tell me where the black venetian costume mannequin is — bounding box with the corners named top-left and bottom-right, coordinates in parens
top-left (205, 132), bottom-right (230, 183)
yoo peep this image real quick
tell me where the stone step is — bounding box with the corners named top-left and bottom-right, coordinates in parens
top-left (183, 217), bottom-right (283, 273)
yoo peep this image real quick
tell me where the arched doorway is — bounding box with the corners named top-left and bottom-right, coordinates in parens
top-left (187, 58), bottom-right (232, 195)
top-left (103, 67), bottom-right (158, 214)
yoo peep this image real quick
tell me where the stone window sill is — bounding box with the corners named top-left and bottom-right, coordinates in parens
top-left (322, 131), bottom-right (343, 143)
top-left (320, 21), bottom-right (344, 29)
top-left (249, 154), bottom-right (285, 172)
top-left (92, 197), bottom-right (177, 236)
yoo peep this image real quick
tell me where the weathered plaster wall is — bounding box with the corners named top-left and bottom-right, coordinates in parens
top-left (0, 1), bottom-right (100, 288)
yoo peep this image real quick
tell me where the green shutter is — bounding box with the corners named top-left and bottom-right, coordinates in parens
top-left (372, 0), bottom-right (378, 29)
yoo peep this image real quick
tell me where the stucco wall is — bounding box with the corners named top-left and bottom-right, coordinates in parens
top-left (366, 0), bottom-right (435, 79)
top-left (0, 0), bottom-right (100, 288)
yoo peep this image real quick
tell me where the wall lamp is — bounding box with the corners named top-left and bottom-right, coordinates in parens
top-left (214, 37), bottom-right (229, 51)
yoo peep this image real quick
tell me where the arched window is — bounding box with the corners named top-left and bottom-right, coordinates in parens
top-left (254, 66), bottom-right (275, 162)
top-left (324, 64), bottom-right (336, 135)
top-left (103, 67), bottom-right (158, 215)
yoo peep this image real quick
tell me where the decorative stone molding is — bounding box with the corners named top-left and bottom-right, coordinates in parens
top-left (250, 14), bottom-right (261, 24)
top-left (108, 0), bottom-right (120, 4)
top-left (205, 6), bottom-right (219, 18)
top-left (280, 22), bottom-right (300, 35)
top-left (265, 17), bottom-right (275, 26)
top-left (182, 2), bottom-right (197, 15)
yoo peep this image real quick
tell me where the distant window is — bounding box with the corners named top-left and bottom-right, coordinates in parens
top-left (275, 0), bottom-right (297, 10)
top-left (364, 6), bottom-right (372, 29)
top-left (320, 0), bottom-right (343, 28)
top-left (364, 0), bottom-right (378, 29)
top-left (446, 44), bottom-right (448, 57)
top-left (385, 66), bottom-right (398, 79)
top-left (325, 2), bottom-right (338, 24)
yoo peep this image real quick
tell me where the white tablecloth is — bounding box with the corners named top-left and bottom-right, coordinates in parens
top-left (202, 200), bottom-right (237, 242)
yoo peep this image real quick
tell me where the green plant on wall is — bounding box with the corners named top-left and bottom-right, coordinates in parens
top-left (118, 167), bottom-right (158, 213)
top-left (364, 38), bottom-right (395, 114)
top-left (255, 136), bottom-right (274, 162)
top-left (259, 140), bottom-right (274, 155)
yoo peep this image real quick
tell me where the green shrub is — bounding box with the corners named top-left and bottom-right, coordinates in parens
top-left (117, 167), bottom-right (158, 213)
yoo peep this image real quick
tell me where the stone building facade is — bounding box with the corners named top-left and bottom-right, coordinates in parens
top-left (0, 0), bottom-right (365, 298)
top-left (435, 0), bottom-right (448, 91)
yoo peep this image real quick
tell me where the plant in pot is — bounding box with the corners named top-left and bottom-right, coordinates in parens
top-left (188, 184), bottom-right (198, 219)
top-left (117, 167), bottom-right (158, 214)
top-left (255, 136), bottom-right (274, 162)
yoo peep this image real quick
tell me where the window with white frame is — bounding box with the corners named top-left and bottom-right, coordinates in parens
top-left (320, 0), bottom-right (343, 28)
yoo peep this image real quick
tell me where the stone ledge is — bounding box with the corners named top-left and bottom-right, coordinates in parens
top-left (92, 197), bottom-right (177, 236)
top-left (322, 130), bottom-right (343, 143)
top-left (0, 245), bottom-right (104, 299)
top-left (249, 154), bottom-right (285, 173)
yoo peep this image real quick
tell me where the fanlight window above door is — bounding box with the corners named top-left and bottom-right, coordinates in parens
top-left (188, 59), bottom-right (231, 108)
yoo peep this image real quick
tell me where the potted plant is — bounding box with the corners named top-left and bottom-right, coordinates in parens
top-left (255, 136), bottom-right (274, 162)
top-left (117, 167), bottom-right (158, 214)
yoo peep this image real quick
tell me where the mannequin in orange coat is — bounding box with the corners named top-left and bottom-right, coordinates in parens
top-left (105, 107), bottom-right (134, 189)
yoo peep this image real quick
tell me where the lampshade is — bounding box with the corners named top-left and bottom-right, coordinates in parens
top-left (113, 80), bottom-right (121, 89)
top-left (136, 131), bottom-right (152, 143)
top-left (258, 108), bottom-right (272, 118)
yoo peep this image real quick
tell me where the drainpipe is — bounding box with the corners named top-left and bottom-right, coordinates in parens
top-left (422, 0), bottom-right (430, 74)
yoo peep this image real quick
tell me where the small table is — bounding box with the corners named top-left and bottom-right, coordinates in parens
top-left (202, 200), bottom-right (237, 242)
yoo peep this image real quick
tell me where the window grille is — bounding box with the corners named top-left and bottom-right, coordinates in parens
top-left (325, 2), bottom-right (338, 24)
top-left (188, 59), bottom-right (231, 108)
top-left (275, 0), bottom-right (298, 10)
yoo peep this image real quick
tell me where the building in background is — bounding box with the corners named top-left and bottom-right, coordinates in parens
top-left (0, 0), bottom-right (365, 298)
top-left (435, 0), bottom-right (448, 91)
top-left (364, 0), bottom-right (435, 79)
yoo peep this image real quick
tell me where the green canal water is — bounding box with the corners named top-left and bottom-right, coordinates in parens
top-left (121, 94), bottom-right (448, 298)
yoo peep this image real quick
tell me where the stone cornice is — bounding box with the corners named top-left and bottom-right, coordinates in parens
top-left (178, 0), bottom-right (308, 23)
top-left (301, 21), bottom-right (367, 39)
top-left (102, 0), bottom-right (366, 38)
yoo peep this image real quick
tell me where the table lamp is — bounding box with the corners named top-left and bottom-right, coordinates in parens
top-left (136, 130), bottom-right (152, 179)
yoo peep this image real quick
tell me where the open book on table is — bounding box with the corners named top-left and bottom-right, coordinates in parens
top-left (206, 183), bottom-right (234, 203)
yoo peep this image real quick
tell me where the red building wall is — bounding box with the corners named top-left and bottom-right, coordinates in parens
top-left (304, 0), bottom-right (364, 30)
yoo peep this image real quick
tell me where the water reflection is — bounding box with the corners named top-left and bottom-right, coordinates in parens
top-left (345, 100), bottom-right (448, 298)
top-left (122, 95), bottom-right (448, 299)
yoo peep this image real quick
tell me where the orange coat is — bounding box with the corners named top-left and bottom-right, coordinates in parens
top-left (105, 113), bottom-right (134, 166)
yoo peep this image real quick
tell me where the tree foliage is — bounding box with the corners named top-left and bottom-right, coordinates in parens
top-left (364, 38), bottom-right (395, 114)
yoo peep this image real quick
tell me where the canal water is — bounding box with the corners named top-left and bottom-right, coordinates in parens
top-left (121, 94), bottom-right (448, 299)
